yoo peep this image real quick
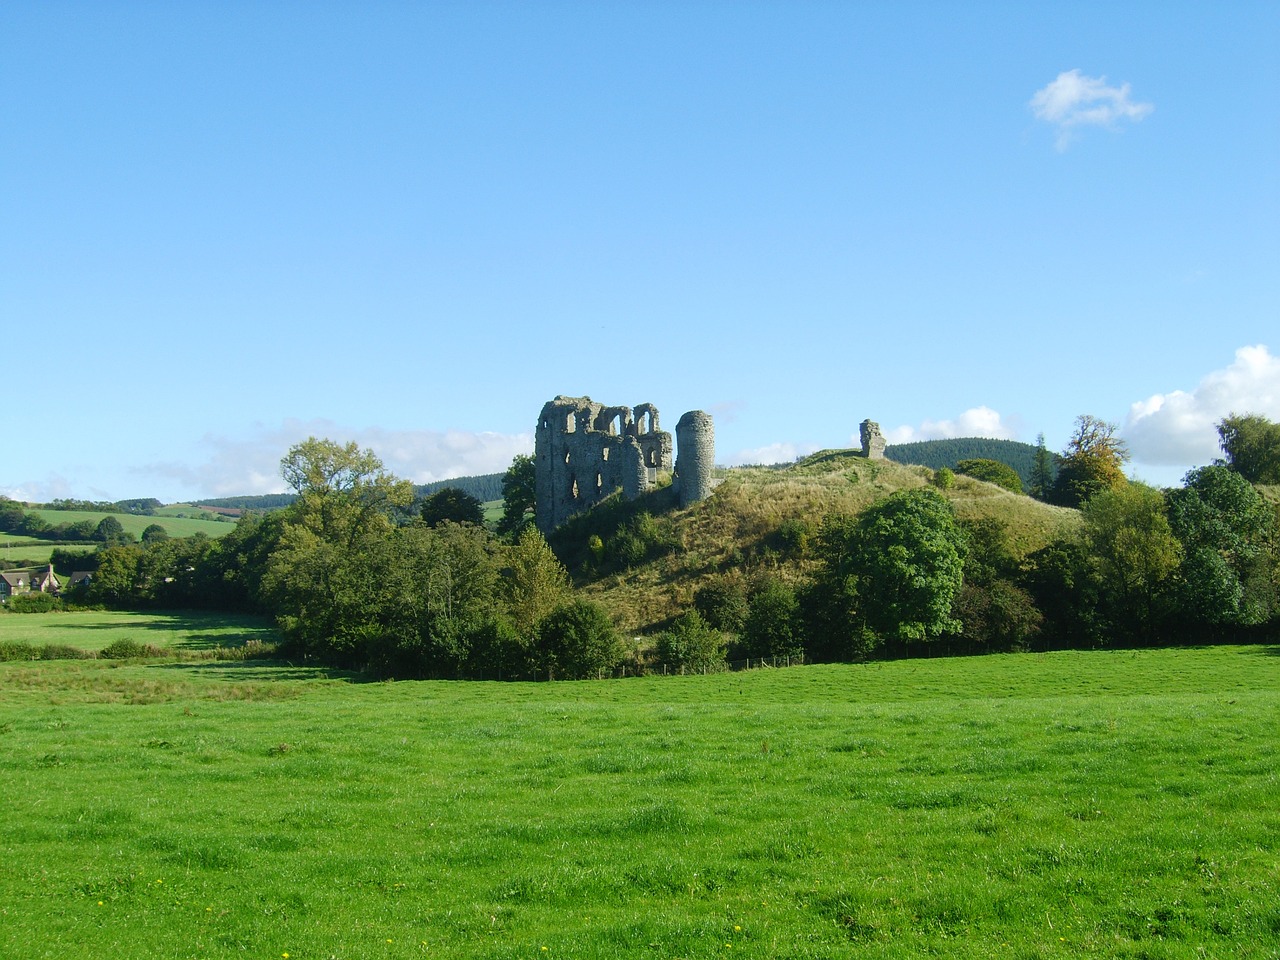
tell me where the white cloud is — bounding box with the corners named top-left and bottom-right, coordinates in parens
top-left (1030, 69), bottom-right (1153, 150)
top-left (1, 475), bottom-right (75, 504)
top-left (724, 442), bottom-right (820, 467)
top-left (139, 419), bottom-right (534, 499)
top-left (884, 407), bottom-right (1018, 445)
top-left (1124, 344), bottom-right (1280, 469)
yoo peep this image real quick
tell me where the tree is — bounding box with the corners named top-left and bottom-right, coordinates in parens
top-left (1081, 482), bottom-right (1181, 644)
top-left (497, 454), bottom-right (537, 538)
top-left (1029, 432), bottom-right (1055, 501)
top-left (809, 489), bottom-right (967, 654)
top-left (502, 526), bottom-right (571, 641)
top-left (655, 611), bottom-right (726, 672)
top-left (1051, 415), bottom-right (1129, 508)
top-left (140, 523), bottom-right (170, 545)
top-left (955, 458), bottom-right (1023, 494)
top-left (420, 488), bottom-right (485, 528)
top-left (740, 579), bottom-right (803, 659)
top-left (93, 515), bottom-right (131, 545)
top-left (535, 599), bottom-right (622, 679)
top-left (1217, 413), bottom-right (1280, 485)
top-left (1166, 465), bottom-right (1278, 633)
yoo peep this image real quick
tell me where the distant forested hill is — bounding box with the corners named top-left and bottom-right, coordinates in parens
top-left (198, 472), bottom-right (506, 513)
top-left (418, 473), bottom-right (503, 502)
top-left (884, 438), bottom-right (1053, 489)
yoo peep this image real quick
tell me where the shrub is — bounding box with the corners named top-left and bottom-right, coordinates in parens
top-left (536, 599), bottom-right (622, 679)
top-left (933, 467), bottom-right (955, 490)
top-left (956, 458), bottom-right (1024, 494)
top-left (0, 642), bottom-right (36, 662)
top-left (693, 575), bottom-right (749, 633)
top-left (655, 612), bottom-right (727, 673)
top-left (99, 638), bottom-right (161, 659)
top-left (6, 593), bottom-right (63, 613)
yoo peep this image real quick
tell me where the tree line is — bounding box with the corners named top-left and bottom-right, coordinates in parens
top-left (23, 413), bottom-right (1280, 678)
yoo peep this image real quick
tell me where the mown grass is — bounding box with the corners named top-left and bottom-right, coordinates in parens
top-left (0, 609), bottom-right (279, 653)
top-left (24, 508), bottom-right (235, 540)
top-left (1, 636), bottom-right (1277, 959)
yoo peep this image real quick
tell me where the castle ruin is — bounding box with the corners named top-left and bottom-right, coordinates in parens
top-left (534, 396), bottom-right (714, 532)
top-left (860, 419), bottom-right (886, 459)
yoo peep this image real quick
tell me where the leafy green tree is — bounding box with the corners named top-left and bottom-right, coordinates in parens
top-left (140, 523), bottom-right (169, 545)
top-left (693, 574), bottom-right (749, 633)
top-left (83, 545), bottom-right (142, 605)
top-left (497, 454), bottom-right (537, 537)
top-left (811, 489), bottom-right (967, 652)
top-left (1081, 482), bottom-right (1181, 644)
top-left (740, 579), bottom-right (803, 659)
top-left (0, 497), bottom-right (25, 533)
top-left (535, 599), bottom-right (622, 679)
top-left (932, 466), bottom-right (955, 490)
top-left (420, 488), bottom-right (485, 528)
top-left (93, 515), bottom-right (131, 545)
top-left (1052, 415), bottom-right (1129, 508)
top-left (1020, 538), bottom-right (1105, 648)
top-left (1167, 465), bottom-right (1278, 633)
top-left (655, 611), bottom-right (726, 672)
top-left (502, 526), bottom-right (571, 642)
top-left (1217, 413), bottom-right (1280, 485)
top-left (955, 458), bottom-right (1023, 494)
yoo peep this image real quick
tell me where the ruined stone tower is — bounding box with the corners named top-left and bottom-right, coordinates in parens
top-left (860, 419), bottom-right (886, 459)
top-left (534, 396), bottom-right (715, 532)
top-left (674, 410), bottom-right (715, 508)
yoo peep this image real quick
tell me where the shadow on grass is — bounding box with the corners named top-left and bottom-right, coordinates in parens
top-left (53, 610), bottom-right (279, 649)
top-left (153, 660), bottom-right (372, 683)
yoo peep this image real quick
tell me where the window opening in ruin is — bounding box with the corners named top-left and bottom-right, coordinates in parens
top-left (595, 473), bottom-right (602, 491)
top-left (602, 447), bottom-right (609, 461)
top-left (570, 477), bottom-right (579, 500)
top-left (564, 413), bottom-right (575, 433)
top-left (647, 449), bottom-right (657, 467)
top-left (564, 451), bottom-right (571, 464)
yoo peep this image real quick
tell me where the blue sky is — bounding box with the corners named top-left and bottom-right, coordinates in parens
top-left (3, 1), bottom-right (1277, 503)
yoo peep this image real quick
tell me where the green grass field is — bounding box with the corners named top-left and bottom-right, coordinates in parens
top-left (0, 609), bottom-right (278, 652)
top-left (1, 613), bottom-right (1277, 958)
top-left (24, 508), bottom-right (235, 540)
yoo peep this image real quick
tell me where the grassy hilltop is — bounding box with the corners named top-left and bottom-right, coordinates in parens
top-left (562, 450), bottom-right (1079, 635)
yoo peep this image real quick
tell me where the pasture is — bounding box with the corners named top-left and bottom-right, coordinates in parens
top-left (23, 508), bottom-right (235, 541)
top-left (0, 614), bottom-right (1276, 958)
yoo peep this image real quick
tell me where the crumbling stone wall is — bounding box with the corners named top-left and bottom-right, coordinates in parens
top-left (675, 410), bottom-right (715, 508)
top-left (534, 395), bottom-right (715, 531)
top-left (860, 419), bottom-right (886, 459)
top-left (535, 396), bottom-right (674, 533)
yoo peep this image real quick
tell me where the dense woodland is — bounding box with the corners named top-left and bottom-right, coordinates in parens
top-left (4, 413), bottom-right (1279, 679)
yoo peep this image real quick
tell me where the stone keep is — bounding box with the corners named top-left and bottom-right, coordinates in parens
top-left (860, 419), bottom-right (886, 459)
top-left (534, 396), bottom-right (714, 532)
top-left (675, 410), bottom-right (715, 507)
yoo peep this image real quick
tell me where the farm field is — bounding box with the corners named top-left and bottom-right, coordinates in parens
top-left (24, 509), bottom-right (235, 541)
top-left (0, 615), bottom-right (1277, 958)
top-left (0, 609), bottom-right (278, 653)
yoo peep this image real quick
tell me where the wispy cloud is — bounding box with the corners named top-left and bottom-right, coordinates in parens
top-left (1030, 69), bottom-right (1153, 150)
top-left (138, 419), bottom-right (534, 499)
top-left (724, 441), bottom-right (820, 467)
top-left (885, 407), bottom-right (1018, 445)
top-left (1124, 345), bottom-right (1280, 470)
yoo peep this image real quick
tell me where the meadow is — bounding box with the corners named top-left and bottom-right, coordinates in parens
top-left (24, 509), bottom-right (235, 541)
top-left (1, 611), bottom-right (1277, 958)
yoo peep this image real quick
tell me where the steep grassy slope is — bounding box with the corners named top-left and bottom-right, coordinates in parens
top-left (567, 450), bottom-right (1079, 635)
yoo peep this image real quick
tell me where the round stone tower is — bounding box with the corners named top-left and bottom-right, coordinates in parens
top-left (675, 410), bottom-right (715, 508)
